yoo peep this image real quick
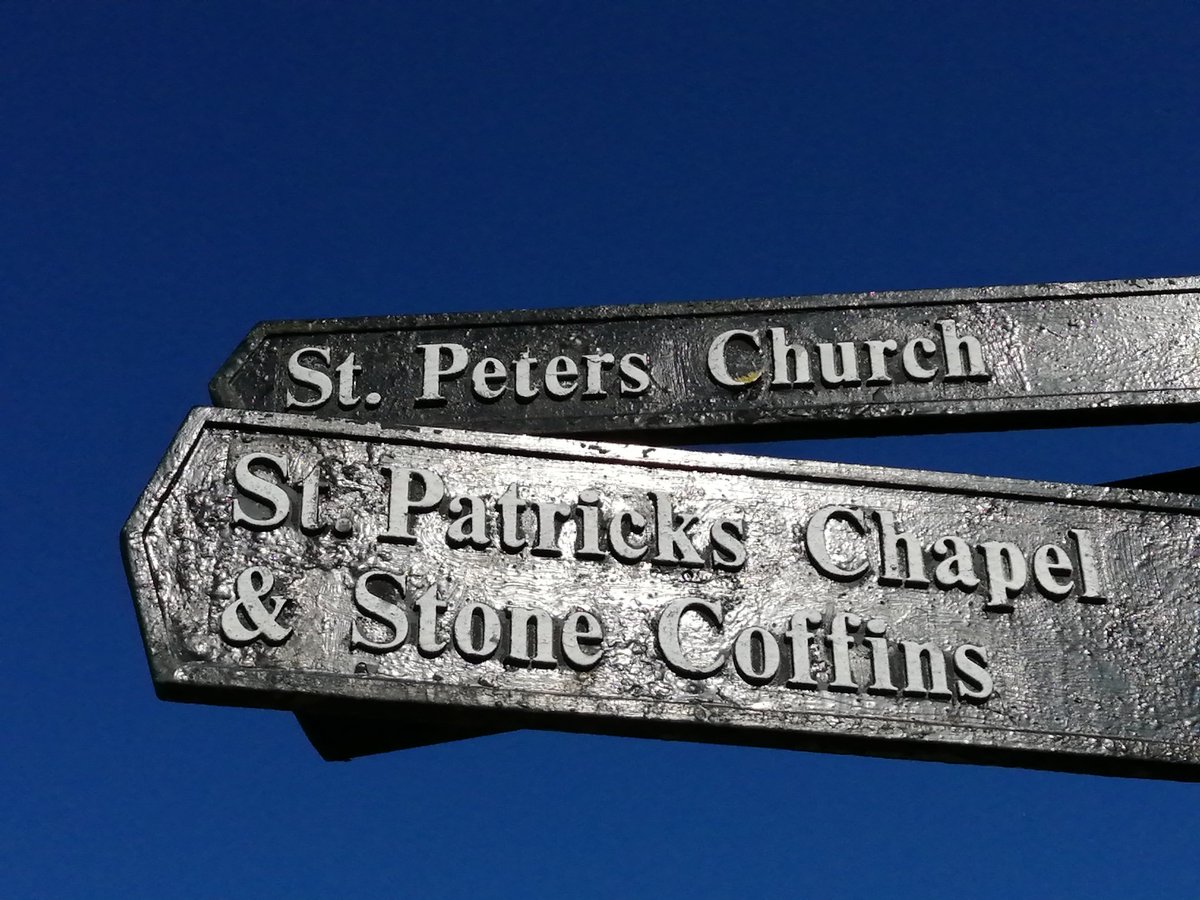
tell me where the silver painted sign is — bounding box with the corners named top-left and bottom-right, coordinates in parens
top-left (211, 276), bottom-right (1200, 441)
top-left (124, 408), bottom-right (1200, 778)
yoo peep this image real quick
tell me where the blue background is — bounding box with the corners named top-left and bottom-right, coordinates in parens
top-left (4, 2), bottom-right (1200, 897)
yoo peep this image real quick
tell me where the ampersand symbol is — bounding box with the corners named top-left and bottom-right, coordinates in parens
top-left (220, 566), bottom-right (293, 646)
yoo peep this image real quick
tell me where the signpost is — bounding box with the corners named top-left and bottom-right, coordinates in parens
top-left (124, 407), bottom-right (1200, 779)
top-left (299, 464), bottom-right (1200, 761)
top-left (211, 276), bottom-right (1200, 441)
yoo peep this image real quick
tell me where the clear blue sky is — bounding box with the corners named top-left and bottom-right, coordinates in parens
top-left (5, 2), bottom-right (1200, 897)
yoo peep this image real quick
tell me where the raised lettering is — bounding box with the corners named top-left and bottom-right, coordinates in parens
top-left (978, 540), bottom-right (1027, 612)
top-left (608, 508), bottom-right (649, 563)
top-left (531, 500), bottom-right (571, 557)
top-left (299, 467), bottom-right (325, 535)
top-left (471, 357), bottom-right (507, 400)
top-left (351, 571), bottom-right (410, 653)
top-left (561, 610), bottom-right (605, 670)
top-left (733, 626), bottom-right (780, 686)
top-left (902, 337), bottom-right (938, 381)
top-left (574, 490), bottom-right (606, 560)
top-left (826, 613), bottom-right (861, 692)
top-left (496, 483), bottom-right (528, 553)
top-left (707, 329), bottom-right (761, 388)
top-left (581, 353), bottom-right (615, 398)
top-left (784, 611), bottom-right (822, 689)
top-left (415, 343), bottom-right (468, 404)
top-left (806, 506), bottom-right (869, 581)
top-left (768, 327), bottom-right (813, 387)
top-left (514, 352), bottom-right (539, 401)
top-left (874, 509), bottom-right (930, 588)
top-left (544, 356), bottom-right (579, 398)
top-left (900, 641), bottom-right (952, 699)
top-left (618, 353), bottom-right (652, 395)
top-left (863, 619), bottom-right (898, 695)
top-left (953, 644), bottom-right (993, 701)
top-left (938, 319), bottom-right (989, 382)
top-left (930, 536), bottom-right (980, 591)
top-left (286, 347), bottom-right (333, 409)
top-left (1032, 543), bottom-right (1074, 599)
top-left (709, 518), bottom-right (747, 571)
top-left (380, 465), bottom-right (445, 544)
top-left (446, 494), bottom-right (491, 549)
top-left (452, 601), bottom-right (502, 663)
top-left (656, 598), bottom-right (726, 678)
top-left (335, 352), bottom-right (362, 408)
top-left (233, 452), bottom-right (290, 530)
top-left (506, 607), bottom-right (556, 668)
top-left (649, 491), bottom-right (703, 568)
top-left (413, 584), bottom-right (448, 657)
top-left (1070, 528), bottom-right (1107, 603)
top-left (864, 339), bottom-right (899, 385)
top-left (817, 342), bottom-right (860, 386)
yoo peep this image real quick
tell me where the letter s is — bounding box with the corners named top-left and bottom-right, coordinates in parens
top-left (233, 452), bottom-right (290, 530)
top-left (351, 571), bottom-right (411, 653)
top-left (709, 518), bottom-right (747, 571)
top-left (618, 353), bottom-right (652, 396)
top-left (286, 347), bottom-right (334, 409)
top-left (953, 644), bottom-right (993, 702)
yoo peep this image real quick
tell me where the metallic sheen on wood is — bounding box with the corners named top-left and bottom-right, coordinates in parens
top-left (210, 276), bottom-right (1200, 441)
top-left (124, 408), bottom-right (1200, 778)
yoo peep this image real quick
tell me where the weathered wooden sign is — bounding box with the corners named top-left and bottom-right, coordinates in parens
top-left (124, 408), bottom-right (1200, 779)
top-left (210, 276), bottom-right (1200, 442)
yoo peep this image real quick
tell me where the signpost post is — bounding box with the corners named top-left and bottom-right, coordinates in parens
top-left (124, 407), bottom-right (1200, 779)
top-left (211, 276), bottom-right (1200, 441)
